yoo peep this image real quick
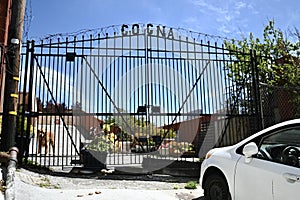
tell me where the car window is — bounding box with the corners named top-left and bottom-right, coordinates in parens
top-left (257, 127), bottom-right (300, 168)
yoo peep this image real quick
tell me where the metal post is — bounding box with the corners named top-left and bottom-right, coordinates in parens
top-left (5, 147), bottom-right (19, 200)
top-left (251, 50), bottom-right (263, 131)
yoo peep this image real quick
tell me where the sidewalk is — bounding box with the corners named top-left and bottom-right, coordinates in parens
top-left (14, 168), bottom-right (204, 200)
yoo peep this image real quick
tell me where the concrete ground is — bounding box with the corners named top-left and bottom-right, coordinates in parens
top-left (13, 168), bottom-right (204, 200)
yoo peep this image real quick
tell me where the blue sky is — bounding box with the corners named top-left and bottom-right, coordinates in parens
top-left (26, 0), bottom-right (300, 41)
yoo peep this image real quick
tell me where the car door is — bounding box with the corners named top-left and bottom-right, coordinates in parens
top-left (261, 128), bottom-right (300, 200)
top-left (235, 126), bottom-right (300, 200)
top-left (272, 163), bottom-right (300, 200)
top-left (235, 154), bottom-right (274, 200)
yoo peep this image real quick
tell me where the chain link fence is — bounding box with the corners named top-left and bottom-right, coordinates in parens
top-left (260, 83), bottom-right (300, 129)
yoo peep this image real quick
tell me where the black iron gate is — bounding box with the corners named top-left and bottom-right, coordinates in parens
top-left (18, 24), bottom-right (262, 170)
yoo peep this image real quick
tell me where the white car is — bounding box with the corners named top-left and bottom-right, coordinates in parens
top-left (200, 119), bottom-right (300, 200)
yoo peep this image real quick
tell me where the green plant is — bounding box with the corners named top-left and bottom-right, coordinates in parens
top-left (38, 177), bottom-right (61, 189)
top-left (160, 128), bottom-right (176, 139)
top-left (224, 20), bottom-right (300, 115)
top-left (86, 135), bottom-right (110, 152)
top-left (23, 158), bottom-right (40, 165)
top-left (184, 181), bottom-right (197, 189)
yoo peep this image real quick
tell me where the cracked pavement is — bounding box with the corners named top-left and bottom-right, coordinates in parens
top-left (14, 168), bottom-right (204, 200)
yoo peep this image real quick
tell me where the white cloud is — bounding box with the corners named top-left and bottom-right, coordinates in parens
top-left (187, 0), bottom-right (255, 37)
top-left (218, 25), bottom-right (230, 34)
top-left (192, 0), bottom-right (227, 15)
top-left (235, 1), bottom-right (247, 9)
top-left (183, 16), bottom-right (198, 24)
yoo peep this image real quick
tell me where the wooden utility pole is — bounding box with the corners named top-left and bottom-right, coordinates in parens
top-left (0, 0), bottom-right (12, 112)
top-left (1, 0), bottom-right (26, 151)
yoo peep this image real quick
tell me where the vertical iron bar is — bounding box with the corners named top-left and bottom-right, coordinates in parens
top-left (19, 41), bottom-right (30, 164)
top-left (62, 38), bottom-right (67, 164)
top-left (207, 41), bottom-right (212, 115)
top-left (36, 39), bottom-right (43, 164)
top-left (42, 39), bottom-right (48, 164)
top-left (49, 41), bottom-right (59, 166)
top-left (113, 32), bottom-right (117, 164)
top-left (186, 37), bottom-right (192, 120)
top-left (96, 34), bottom-right (100, 122)
top-left (222, 44), bottom-right (228, 116)
top-left (170, 40), bottom-right (176, 143)
top-left (200, 40), bottom-right (205, 115)
top-left (121, 31), bottom-right (127, 164)
top-left (50, 38), bottom-right (55, 166)
top-left (67, 38), bottom-right (73, 165)
top-left (105, 33), bottom-right (108, 120)
top-left (193, 39), bottom-right (199, 114)
top-left (55, 38), bottom-right (61, 166)
top-left (178, 35), bottom-right (183, 129)
top-left (214, 43), bottom-right (220, 114)
top-left (144, 27), bottom-right (148, 157)
top-left (101, 35), bottom-right (104, 120)
top-left (193, 38), bottom-right (200, 157)
top-left (251, 50), bottom-right (262, 131)
top-left (72, 36), bottom-right (77, 166)
top-left (63, 37), bottom-right (68, 168)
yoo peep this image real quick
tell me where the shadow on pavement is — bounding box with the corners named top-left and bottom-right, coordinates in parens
top-left (22, 165), bottom-right (199, 183)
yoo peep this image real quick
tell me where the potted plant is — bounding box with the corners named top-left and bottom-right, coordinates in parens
top-left (81, 135), bottom-right (110, 170)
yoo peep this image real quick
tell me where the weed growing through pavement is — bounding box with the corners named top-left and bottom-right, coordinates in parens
top-left (38, 177), bottom-right (61, 189)
top-left (184, 181), bottom-right (197, 189)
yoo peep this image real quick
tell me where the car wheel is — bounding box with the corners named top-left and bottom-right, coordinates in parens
top-left (204, 173), bottom-right (231, 200)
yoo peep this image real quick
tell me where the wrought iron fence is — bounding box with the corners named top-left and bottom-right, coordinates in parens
top-left (16, 24), bottom-right (263, 171)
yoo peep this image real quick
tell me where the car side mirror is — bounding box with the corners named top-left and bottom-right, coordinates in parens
top-left (243, 142), bottom-right (258, 163)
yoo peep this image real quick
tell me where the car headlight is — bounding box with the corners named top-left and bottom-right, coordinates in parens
top-left (205, 149), bottom-right (216, 159)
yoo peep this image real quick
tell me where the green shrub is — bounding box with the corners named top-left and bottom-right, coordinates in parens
top-left (184, 181), bottom-right (197, 189)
